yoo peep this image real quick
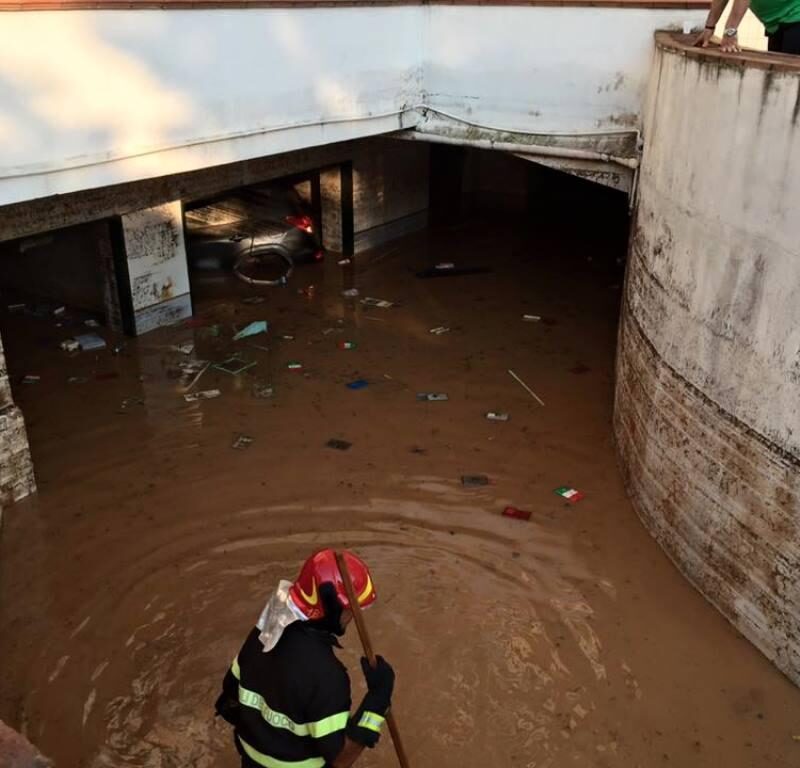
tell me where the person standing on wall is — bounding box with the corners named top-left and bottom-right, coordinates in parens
top-left (695, 0), bottom-right (800, 54)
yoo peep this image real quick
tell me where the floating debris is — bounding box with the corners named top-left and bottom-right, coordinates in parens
top-left (429, 326), bottom-right (450, 335)
top-left (461, 474), bottom-right (490, 487)
top-left (214, 356), bottom-right (256, 375)
top-left (485, 411), bottom-right (510, 422)
top-left (417, 392), bottom-right (449, 402)
top-left (60, 339), bottom-right (80, 353)
top-left (347, 379), bottom-right (368, 390)
top-left (232, 434), bottom-right (254, 450)
top-left (67, 376), bottom-right (88, 385)
top-left (281, 335), bottom-right (295, 341)
top-left (342, 288), bottom-right (360, 298)
top-left (53, 306), bottom-right (66, 317)
top-left (184, 389), bottom-right (221, 402)
top-left (7, 303), bottom-right (25, 314)
top-left (326, 438), bottom-right (352, 451)
top-left (22, 375), bottom-right (40, 385)
top-left (182, 361), bottom-right (211, 392)
top-left (554, 486), bottom-right (585, 504)
top-left (172, 342), bottom-right (195, 355)
top-left (233, 320), bottom-right (268, 341)
top-left (361, 297), bottom-right (394, 309)
top-left (522, 314), bottom-right (541, 322)
top-left (502, 506), bottom-right (532, 521)
top-left (252, 381), bottom-right (274, 399)
top-left (119, 397), bottom-right (144, 411)
top-left (338, 341), bottom-right (357, 350)
top-left (338, 258), bottom-right (352, 266)
top-left (287, 361), bottom-right (303, 371)
top-left (75, 333), bottom-right (106, 352)
top-left (84, 319), bottom-right (100, 328)
top-left (508, 369), bottom-right (545, 406)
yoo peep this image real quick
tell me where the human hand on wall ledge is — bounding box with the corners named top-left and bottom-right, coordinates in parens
top-left (692, 27), bottom-right (715, 47)
top-left (720, 30), bottom-right (742, 52)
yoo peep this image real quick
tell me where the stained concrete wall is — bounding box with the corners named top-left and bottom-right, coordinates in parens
top-left (615, 34), bottom-right (800, 683)
top-left (0, 334), bottom-right (35, 514)
top-left (0, 222), bottom-right (107, 313)
top-left (353, 139), bottom-right (429, 252)
top-left (321, 139), bottom-right (429, 255)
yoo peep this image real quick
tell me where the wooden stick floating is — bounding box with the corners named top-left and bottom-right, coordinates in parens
top-left (508, 369), bottom-right (545, 407)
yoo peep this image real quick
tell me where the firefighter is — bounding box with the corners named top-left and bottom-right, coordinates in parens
top-left (215, 549), bottom-right (395, 768)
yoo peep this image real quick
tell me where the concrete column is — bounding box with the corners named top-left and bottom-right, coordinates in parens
top-left (320, 165), bottom-right (353, 256)
top-left (0, 333), bottom-right (35, 517)
top-left (116, 201), bottom-right (192, 335)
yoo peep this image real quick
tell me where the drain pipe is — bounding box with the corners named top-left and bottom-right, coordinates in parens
top-left (397, 130), bottom-right (640, 171)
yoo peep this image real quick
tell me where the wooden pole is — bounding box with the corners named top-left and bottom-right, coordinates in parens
top-left (335, 551), bottom-right (410, 768)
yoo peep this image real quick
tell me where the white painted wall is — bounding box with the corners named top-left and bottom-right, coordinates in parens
top-left (0, 7), bottom-right (704, 209)
top-left (424, 7), bottom-right (705, 133)
top-left (0, 9), bottom-right (423, 206)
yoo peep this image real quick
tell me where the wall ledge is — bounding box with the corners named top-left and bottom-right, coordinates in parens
top-left (656, 30), bottom-right (800, 73)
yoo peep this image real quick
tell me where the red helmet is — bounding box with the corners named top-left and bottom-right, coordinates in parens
top-left (289, 549), bottom-right (377, 620)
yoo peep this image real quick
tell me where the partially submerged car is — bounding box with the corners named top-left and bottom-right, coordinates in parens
top-left (184, 184), bottom-right (323, 285)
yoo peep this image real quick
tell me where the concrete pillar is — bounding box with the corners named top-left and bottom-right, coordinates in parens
top-left (115, 201), bottom-right (192, 335)
top-left (320, 165), bottom-right (353, 256)
top-left (0, 334), bottom-right (35, 517)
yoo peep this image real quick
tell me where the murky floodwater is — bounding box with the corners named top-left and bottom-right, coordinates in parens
top-left (1, 218), bottom-right (797, 768)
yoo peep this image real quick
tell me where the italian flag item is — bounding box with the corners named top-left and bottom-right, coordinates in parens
top-left (554, 486), bottom-right (585, 503)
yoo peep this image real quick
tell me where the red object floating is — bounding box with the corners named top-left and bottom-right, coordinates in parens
top-left (502, 505), bottom-right (531, 521)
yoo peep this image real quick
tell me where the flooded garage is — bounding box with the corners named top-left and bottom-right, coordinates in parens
top-left (0, 146), bottom-right (798, 768)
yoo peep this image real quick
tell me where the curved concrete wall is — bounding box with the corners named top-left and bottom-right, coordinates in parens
top-left (616, 34), bottom-right (800, 683)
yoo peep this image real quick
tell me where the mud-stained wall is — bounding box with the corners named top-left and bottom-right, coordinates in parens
top-left (353, 139), bottom-right (429, 252)
top-left (321, 139), bottom-right (429, 254)
top-left (0, 334), bottom-right (35, 515)
top-left (0, 222), bottom-right (107, 313)
top-left (615, 34), bottom-right (800, 683)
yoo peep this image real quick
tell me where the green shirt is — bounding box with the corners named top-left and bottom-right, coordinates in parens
top-left (750, 0), bottom-right (800, 35)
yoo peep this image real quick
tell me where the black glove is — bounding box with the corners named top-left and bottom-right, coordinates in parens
top-left (347, 656), bottom-right (395, 749)
top-left (214, 690), bottom-right (240, 726)
top-left (361, 656), bottom-right (395, 709)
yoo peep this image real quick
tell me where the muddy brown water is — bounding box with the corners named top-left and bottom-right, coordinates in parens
top-left (0, 220), bottom-right (797, 768)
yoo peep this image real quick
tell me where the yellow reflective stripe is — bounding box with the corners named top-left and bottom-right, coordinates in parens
top-left (306, 711), bottom-right (349, 738)
top-left (237, 735), bottom-right (325, 768)
top-left (357, 711), bottom-right (385, 734)
top-left (231, 656), bottom-right (241, 680)
top-left (237, 682), bottom-right (347, 738)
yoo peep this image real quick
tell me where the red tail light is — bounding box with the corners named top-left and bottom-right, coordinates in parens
top-left (314, 250), bottom-right (324, 261)
top-left (286, 215), bottom-right (313, 233)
